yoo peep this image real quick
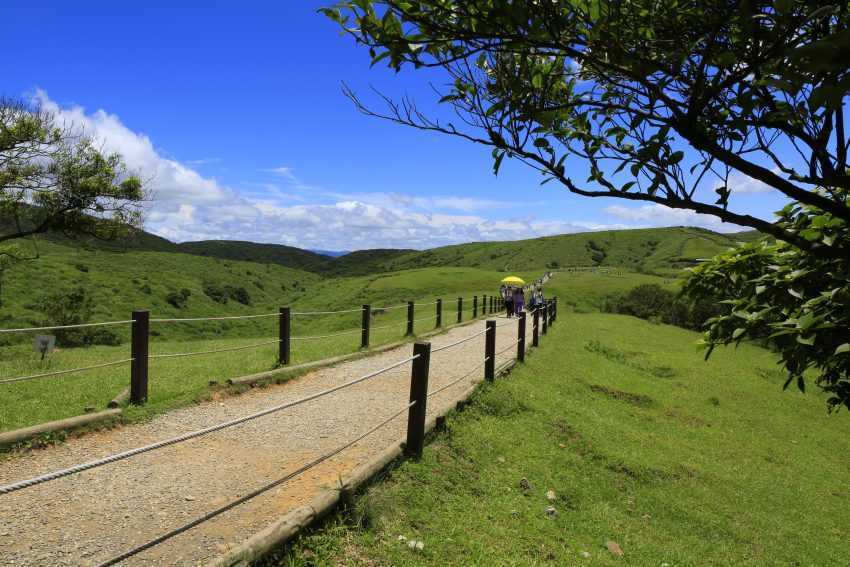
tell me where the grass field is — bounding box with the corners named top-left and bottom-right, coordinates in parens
top-left (273, 313), bottom-right (850, 566)
top-left (0, 261), bottom-right (555, 432)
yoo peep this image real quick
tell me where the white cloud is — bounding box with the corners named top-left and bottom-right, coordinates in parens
top-left (30, 91), bottom-right (651, 250)
top-left (262, 166), bottom-right (298, 182)
top-left (603, 203), bottom-right (742, 232)
top-left (716, 171), bottom-right (777, 194)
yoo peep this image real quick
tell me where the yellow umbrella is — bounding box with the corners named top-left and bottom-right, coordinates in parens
top-left (501, 276), bottom-right (526, 285)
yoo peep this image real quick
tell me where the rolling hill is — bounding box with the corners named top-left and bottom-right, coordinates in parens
top-left (368, 227), bottom-right (752, 275)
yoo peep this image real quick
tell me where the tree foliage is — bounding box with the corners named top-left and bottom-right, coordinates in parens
top-left (322, 0), bottom-right (850, 256)
top-left (0, 98), bottom-right (145, 251)
top-left (683, 197), bottom-right (850, 411)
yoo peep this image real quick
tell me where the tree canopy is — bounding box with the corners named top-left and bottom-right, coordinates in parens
top-left (0, 98), bottom-right (145, 253)
top-left (322, 0), bottom-right (849, 257)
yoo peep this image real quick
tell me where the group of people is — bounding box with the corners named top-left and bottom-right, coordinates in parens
top-left (499, 283), bottom-right (545, 318)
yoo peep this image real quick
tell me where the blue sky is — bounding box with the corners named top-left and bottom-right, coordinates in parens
top-left (1, 1), bottom-right (788, 250)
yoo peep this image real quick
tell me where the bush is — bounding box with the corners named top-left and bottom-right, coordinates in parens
top-left (35, 287), bottom-right (124, 347)
top-left (203, 283), bottom-right (251, 306)
top-left (166, 288), bottom-right (191, 309)
top-left (203, 283), bottom-right (229, 304)
top-left (227, 285), bottom-right (252, 306)
top-left (604, 284), bottom-right (724, 332)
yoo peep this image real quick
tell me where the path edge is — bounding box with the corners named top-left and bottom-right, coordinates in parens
top-left (206, 360), bottom-right (513, 567)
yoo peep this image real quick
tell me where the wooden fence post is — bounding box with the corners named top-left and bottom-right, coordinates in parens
top-left (361, 304), bottom-right (370, 349)
top-left (406, 301), bottom-right (414, 336)
top-left (405, 341), bottom-right (431, 458)
top-left (517, 311), bottom-right (526, 362)
top-left (490, 295), bottom-right (494, 314)
top-left (279, 307), bottom-right (291, 365)
top-left (457, 297), bottom-right (463, 324)
top-left (532, 305), bottom-right (540, 347)
top-left (436, 299), bottom-right (442, 327)
top-left (473, 295), bottom-right (478, 318)
top-left (130, 310), bottom-right (149, 405)
top-left (553, 296), bottom-right (558, 322)
top-left (542, 301), bottom-right (548, 335)
top-left (484, 320), bottom-right (496, 382)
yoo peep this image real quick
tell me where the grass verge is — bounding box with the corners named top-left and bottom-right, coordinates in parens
top-left (269, 313), bottom-right (850, 566)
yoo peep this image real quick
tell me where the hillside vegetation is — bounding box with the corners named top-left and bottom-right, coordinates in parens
top-left (375, 227), bottom-right (750, 275)
top-left (9, 221), bottom-right (755, 277)
top-left (276, 312), bottom-right (850, 566)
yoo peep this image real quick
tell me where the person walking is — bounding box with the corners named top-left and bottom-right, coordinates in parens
top-left (513, 286), bottom-right (525, 316)
top-left (504, 286), bottom-right (514, 318)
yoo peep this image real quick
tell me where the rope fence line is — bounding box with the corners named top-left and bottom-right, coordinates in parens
top-left (0, 354), bottom-right (418, 496)
top-left (0, 320), bottom-right (134, 334)
top-left (96, 400), bottom-right (416, 567)
top-left (495, 339), bottom-right (522, 357)
top-left (0, 291), bottom-right (505, 335)
top-left (291, 307), bottom-right (364, 316)
top-left (431, 328), bottom-right (488, 353)
top-left (369, 321), bottom-right (404, 332)
top-left (0, 359), bottom-right (135, 385)
top-left (149, 340), bottom-right (280, 360)
top-left (427, 358), bottom-right (487, 398)
top-left (412, 315), bottom-right (437, 324)
top-left (151, 313), bottom-right (278, 323)
top-left (0, 292), bottom-right (560, 565)
top-left (373, 303), bottom-right (408, 311)
top-left (291, 328), bottom-right (364, 341)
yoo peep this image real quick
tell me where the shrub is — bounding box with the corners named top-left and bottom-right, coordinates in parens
top-left (604, 284), bottom-right (724, 332)
top-left (35, 287), bottom-right (123, 347)
top-left (227, 286), bottom-right (252, 305)
top-left (203, 283), bottom-right (251, 306)
top-left (203, 283), bottom-right (229, 304)
top-left (166, 288), bottom-right (191, 309)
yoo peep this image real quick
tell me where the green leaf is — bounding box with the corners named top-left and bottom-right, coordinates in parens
top-left (796, 334), bottom-right (815, 346)
top-left (836, 343), bottom-right (850, 355)
top-left (492, 151), bottom-right (505, 176)
top-left (669, 150), bottom-right (684, 164)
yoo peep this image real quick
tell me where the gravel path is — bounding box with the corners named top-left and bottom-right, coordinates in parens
top-left (0, 314), bottom-right (532, 566)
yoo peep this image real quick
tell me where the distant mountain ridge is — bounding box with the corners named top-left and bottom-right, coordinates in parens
top-left (309, 249), bottom-right (351, 258)
top-left (4, 209), bottom-right (759, 277)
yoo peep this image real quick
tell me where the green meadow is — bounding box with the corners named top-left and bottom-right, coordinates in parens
top-left (0, 238), bottom-right (562, 432)
top-left (274, 312), bottom-right (850, 566)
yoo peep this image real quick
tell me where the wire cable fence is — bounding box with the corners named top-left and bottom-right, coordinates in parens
top-left (0, 320), bottom-right (134, 334)
top-left (291, 328), bottom-right (364, 341)
top-left (151, 313), bottom-right (278, 323)
top-left (291, 307), bottom-right (365, 316)
top-left (427, 357), bottom-right (489, 398)
top-left (96, 399), bottom-right (416, 567)
top-left (431, 328), bottom-right (488, 354)
top-left (0, 358), bottom-right (135, 385)
top-left (0, 291), bottom-right (559, 565)
top-left (0, 354), bottom-right (418, 496)
top-left (149, 340), bottom-right (280, 360)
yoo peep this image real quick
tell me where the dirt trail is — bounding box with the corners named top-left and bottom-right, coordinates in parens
top-left (0, 315), bottom-right (532, 566)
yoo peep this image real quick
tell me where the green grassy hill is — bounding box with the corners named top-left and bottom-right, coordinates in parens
top-left (5, 217), bottom-right (758, 277)
top-left (372, 227), bottom-right (752, 275)
top-left (175, 240), bottom-right (332, 273)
